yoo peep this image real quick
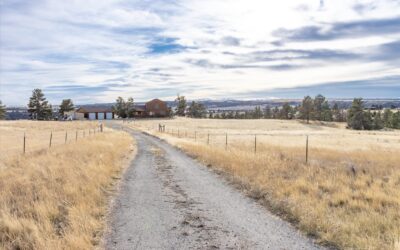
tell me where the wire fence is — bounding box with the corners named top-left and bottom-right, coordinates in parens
top-left (168, 129), bottom-right (310, 161)
top-left (0, 124), bottom-right (107, 157)
top-left (125, 121), bottom-right (400, 165)
top-left (125, 123), bottom-right (313, 163)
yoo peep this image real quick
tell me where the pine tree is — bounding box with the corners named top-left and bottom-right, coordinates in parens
top-left (373, 111), bottom-right (384, 130)
top-left (113, 97), bottom-right (127, 118)
top-left (234, 111), bottom-right (240, 119)
top-left (28, 89), bottom-right (52, 120)
top-left (363, 110), bottom-right (373, 130)
top-left (59, 99), bottom-right (74, 117)
top-left (0, 100), bottom-right (5, 120)
top-left (175, 95), bottom-right (187, 116)
top-left (299, 96), bottom-right (314, 123)
top-left (253, 106), bottom-right (263, 119)
top-left (313, 94), bottom-right (325, 121)
top-left (272, 107), bottom-right (279, 119)
top-left (126, 97), bottom-right (135, 118)
top-left (383, 109), bottom-right (393, 128)
top-left (263, 106), bottom-right (272, 119)
top-left (321, 101), bottom-right (332, 121)
top-left (279, 103), bottom-right (291, 119)
top-left (347, 98), bottom-right (364, 130)
top-left (188, 101), bottom-right (207, 118)
top-left (391, 111), bottom-right (400, 129)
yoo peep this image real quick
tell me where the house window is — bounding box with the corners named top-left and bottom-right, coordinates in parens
top-left (154, 104), bottom-right (159, 109)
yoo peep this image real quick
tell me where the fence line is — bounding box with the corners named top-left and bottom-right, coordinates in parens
top-left (131, 124), bottom-right (311, 164)
top-left (1, 125), bottom-right (107, 156)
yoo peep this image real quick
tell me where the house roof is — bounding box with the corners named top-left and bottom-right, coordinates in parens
top-left (134, 105), bottom-right (146, 112)
top-left (146, 98), bottom-right (164, 104)
top-left (76, 107), bottom-right (113, 113)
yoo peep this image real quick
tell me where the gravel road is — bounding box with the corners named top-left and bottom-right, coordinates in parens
top-left (105, 129), bottom-right (321, 250)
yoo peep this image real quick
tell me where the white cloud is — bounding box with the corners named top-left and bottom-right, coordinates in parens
top-left (1, 0), bottom-right (400, 105)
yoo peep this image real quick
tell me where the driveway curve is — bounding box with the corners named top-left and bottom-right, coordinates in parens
top-left (105, 129), bottom-right (321, 250)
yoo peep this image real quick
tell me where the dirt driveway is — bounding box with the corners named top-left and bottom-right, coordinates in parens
top-left (105, 129), bottom-right (321, 249)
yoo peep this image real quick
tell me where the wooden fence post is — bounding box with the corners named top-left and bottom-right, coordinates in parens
top-left (207, 133), bottom-right (210, 145)
top-left (23, 132), bottom-right (26, 154)
top-left (254, 134), bottom-right (257, 154)
top-left (225, 133), bottom-right (228, 150)
top-left (65, 131), bottom-right (68, 144)
top-left (76, 130), bottom-right (78, 141)
top-left (49, 132), bottom-right (53, 148)
top-left (306, 135), bottom-right (309, 164)
top-left (194, 131), bottom-right (197, 141)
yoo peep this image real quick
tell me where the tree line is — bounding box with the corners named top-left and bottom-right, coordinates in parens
top-left (1, 90), bottom-right (399, 130)
top-left (0, 89), bottom-right (75, 120)
top-left (26, 89), bottom-right (75, 120)
top-left (112, 97), bottom-right (136, 118)
top-left (176, 94), bottom-right (400, 130)
top-left (174, 95), bottom-right (207, 118)
top-left (208, 94), bottom-right (343, 122)
top-left (347, 98), bottom-right (399, 130)
top-left (24, 91), bottom-right (151, 120)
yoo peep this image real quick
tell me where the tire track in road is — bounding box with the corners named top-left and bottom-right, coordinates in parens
top-left (105, 129), bottom-right (322, 249)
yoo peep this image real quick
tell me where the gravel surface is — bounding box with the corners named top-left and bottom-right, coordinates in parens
top-left (105, 129), bottom-right (322, 250)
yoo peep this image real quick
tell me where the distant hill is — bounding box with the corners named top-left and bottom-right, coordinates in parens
top-left (5, 99), bottom-right (399, 120)
top-left (40, 98), bottom-right (400, 111)
top-left (193, 99), bottom-right (400, 111)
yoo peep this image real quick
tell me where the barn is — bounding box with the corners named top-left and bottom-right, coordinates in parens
top-left (75, 107), bottom-right (114, 120)
top-left (145, 99), bottom-right (168, 117)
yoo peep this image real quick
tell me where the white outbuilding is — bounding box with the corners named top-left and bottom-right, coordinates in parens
top-left (75, 107), bottom-right (115, 120)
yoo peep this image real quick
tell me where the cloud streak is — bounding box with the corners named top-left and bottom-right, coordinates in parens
top-left (273, 16), bottom-right (400, 42)
top-left (1, 0), bottom-right (400, 105)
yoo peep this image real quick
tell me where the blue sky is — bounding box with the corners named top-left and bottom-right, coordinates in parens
top-left (0, 0), bottom-right (400, 105)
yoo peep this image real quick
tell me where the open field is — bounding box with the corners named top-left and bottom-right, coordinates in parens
top-left (0, 120), bottom-right (105, 160)
top-left (127, 118), bottom-right (400, 250)
top-left (0, 121), bottom-right (134, 249)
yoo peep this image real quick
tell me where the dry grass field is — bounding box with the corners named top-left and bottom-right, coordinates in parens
top-left (0, 120), bottom-right (103, 160)
top-left (0, 121), bottom-right (134, 249)
top-left (127, 117), bottom-right (400, 250)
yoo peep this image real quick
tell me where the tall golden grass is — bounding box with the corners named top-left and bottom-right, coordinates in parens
top-left (0, 120), bottom-right (104, 158)
top-left (128, 118), bottom-right (400, 250)
top-left (0, 121), bottom-right (134, 249)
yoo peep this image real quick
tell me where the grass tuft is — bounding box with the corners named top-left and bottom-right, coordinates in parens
top-left (0, 123), bottom-right (133, 249)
